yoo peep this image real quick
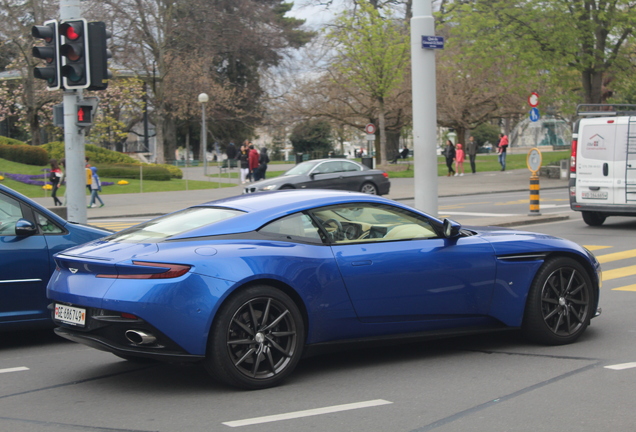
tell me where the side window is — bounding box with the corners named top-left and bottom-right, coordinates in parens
top-left (35, 211), bottom-right (64, 234)
top-left (310, 203), bottom-right (438, 244)
top-left (0, 193), bottom-right (24, 235)
top-left (343, 161), bottom-right (361, 172)
top-left (259, 213), bottom-right (325, 243)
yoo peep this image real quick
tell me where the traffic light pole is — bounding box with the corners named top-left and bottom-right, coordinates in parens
top-left (61, 0), bottom-right (87, 223)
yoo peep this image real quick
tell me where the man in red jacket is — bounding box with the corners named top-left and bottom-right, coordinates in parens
top-left (248, 143), bottom-right (259, 182)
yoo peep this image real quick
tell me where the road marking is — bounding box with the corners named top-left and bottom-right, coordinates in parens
top-left (602, 265), bottom-right (636, 281)
top-left (612, 284), bottom-right (636, 292)
top-left (605, 362), bottom-right (636, 370)
top-left (222, 399), bottom-right (393, 427)
top-left (595, 249), bottom-right (636, 264)
top-left (0, 367), bottom-right (29, 374)
top-left (583, 245), bottom-right (612, 251)
top-left (440, 211), bottom-right (519, 217)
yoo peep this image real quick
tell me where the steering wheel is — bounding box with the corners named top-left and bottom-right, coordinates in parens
top-left (323, 218), bottom-right (343, 241)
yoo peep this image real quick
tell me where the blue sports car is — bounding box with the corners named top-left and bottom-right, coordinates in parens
top-left (0, 184), bottom-right (109, 331)
top-left (47, 190), bottom-right (601, 389)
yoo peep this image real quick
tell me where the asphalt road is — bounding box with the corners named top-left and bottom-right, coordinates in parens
top-left (2, 193), bottom-right (636, 432)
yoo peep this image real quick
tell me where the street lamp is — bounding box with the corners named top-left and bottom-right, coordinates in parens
top-left (198, 93), bottom-right (209, 175)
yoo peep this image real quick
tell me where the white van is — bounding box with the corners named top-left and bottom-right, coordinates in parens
top-left (570, 104), bottom-right (636, 226)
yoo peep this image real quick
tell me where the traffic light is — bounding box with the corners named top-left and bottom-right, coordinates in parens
top-left (32, 20), bottom-right (60, 90)
top-left (76, 97), bottom-right (99, 127)
top-left (60, 19), bottom-right (90, 89)
top-left (87, 22), bottom-right (112, 91)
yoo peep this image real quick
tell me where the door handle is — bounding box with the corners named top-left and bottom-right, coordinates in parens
top-left (603, 163), bottom-right (609, 176)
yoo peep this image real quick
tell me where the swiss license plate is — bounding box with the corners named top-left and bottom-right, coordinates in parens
top-left (54, 304), bottom-right (86, 326)
top-left (581, 191), bottom-right (608, 200)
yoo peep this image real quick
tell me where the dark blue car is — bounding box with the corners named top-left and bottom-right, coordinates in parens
top-left (0, 184), bottom-right (109, 331)
top-left (47, 190), bottom-right (601, 389)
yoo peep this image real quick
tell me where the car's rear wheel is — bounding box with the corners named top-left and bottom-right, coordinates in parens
top-left (522, 257), bottom-right (594, 345)
top-left (582, 211), bottom-right (606, 226)
top-left (205, 285), bottom-right (305, 389)
top-left (360, 182), bottom-right (378, 195)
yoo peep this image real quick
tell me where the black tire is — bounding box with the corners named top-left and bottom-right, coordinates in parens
top-left (581, 211), bottom-right (606, 226)
top-left (205, 285), bottom-right (305, 389)
top-left (360, 182), bottom-right (378, 195)
top-left (522, 257), bottom-right (594, 345)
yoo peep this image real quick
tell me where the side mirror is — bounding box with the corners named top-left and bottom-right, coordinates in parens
top-left (15, 218), bottom-right (37, 236)
top-left (443, 218), bottom-right (462, 239)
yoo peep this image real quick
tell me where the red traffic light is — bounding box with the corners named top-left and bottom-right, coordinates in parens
top-left (61, 22), bottom-right (82, 41)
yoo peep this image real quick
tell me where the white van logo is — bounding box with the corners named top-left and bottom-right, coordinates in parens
top-left (586, 133), bottom-right (606, 150)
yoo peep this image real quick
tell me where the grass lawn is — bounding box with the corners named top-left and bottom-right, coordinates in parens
top-left (0, 159), bottom-right (234, 199)
top-left (1, 150), bottom-right (570, 199)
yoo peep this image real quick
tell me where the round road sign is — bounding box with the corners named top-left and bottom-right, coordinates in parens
top-left (528, 92), bottom-right (539, 107)
top-left (365, 123), bottom-right (376, 134)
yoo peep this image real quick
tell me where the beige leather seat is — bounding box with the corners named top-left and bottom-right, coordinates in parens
top-left (383, 224), bottom-right (431, 240)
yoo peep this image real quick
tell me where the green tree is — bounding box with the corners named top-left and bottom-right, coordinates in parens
top-left (289, 119), bottom-right (333, 156)
top-left (326, 0), bottom-right (409, 163)
top-left (445, 0), bottom-right (636, 105)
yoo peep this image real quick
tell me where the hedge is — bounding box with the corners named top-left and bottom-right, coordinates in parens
top-left (96, 163), bottom-right (172, 181)
top-left (0, 136), bottom-right (29, 146)
top-left (0, 144), bottom-right (49, 166)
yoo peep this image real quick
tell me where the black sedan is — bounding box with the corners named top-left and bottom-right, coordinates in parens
top-left (243, 158), bottom-right (390, 195)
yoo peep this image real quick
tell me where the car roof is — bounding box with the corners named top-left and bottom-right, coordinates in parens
top-left (169, 189), bottom-right (415, 239)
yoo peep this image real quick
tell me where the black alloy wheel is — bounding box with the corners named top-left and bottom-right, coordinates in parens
top-left (205, 285), bottom-right (305, 389)
top-left (522, 257), bottom-right (594, 345)
top-left (360, 182), bottom-right (378, 195)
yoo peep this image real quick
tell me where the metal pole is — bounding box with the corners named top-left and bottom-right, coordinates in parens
top-left (202, 103), bottom-right (207, 176)
top-left (60, 0), bottom-right (86, 223)
top-left (411, 0), bottom-right (438, 216)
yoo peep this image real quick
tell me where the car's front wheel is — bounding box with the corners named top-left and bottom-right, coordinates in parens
top-left (360, 182), bottom-right (378, 194)
top-left (522, 257), bottom-right (594, 345)
top-left (205, 285), bottom-right (305, 389)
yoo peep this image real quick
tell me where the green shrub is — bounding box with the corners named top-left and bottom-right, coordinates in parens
top-left (97, 163), bottom-right (171, 181)
top-left (40, 142), bottom-right (182, 178)
top-left (0, 136), bottom-right (28, 146)
top-left (0, 144), bottom-right (49, 165)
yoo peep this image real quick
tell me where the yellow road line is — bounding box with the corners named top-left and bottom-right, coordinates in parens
top-left (595, 249), bottom-right (636, 264)
top-left (612, 284), bottom-right (636, 292)
top-left (603, 265), bottom-right (636, 281)
top-left (583, 245), bottom-right (612, 251)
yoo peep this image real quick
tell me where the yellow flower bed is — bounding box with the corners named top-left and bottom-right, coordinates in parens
top-left (42, 184), bottom-right (52, 190)
top-left (117, 180), bottom-right (129, 185)
top-left (0, 175), bottom-right (4, 181)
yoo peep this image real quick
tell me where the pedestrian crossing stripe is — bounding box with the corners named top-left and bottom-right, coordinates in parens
top-left (594, 249), bottom-right (636, 264)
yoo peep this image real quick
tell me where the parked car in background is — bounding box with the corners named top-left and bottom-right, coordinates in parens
top-left (243, 158), bottom-right (390, 195)
top-left (0, 184), bottom-right (110, 331)
top-left (48, 190), bottom-right (600, 389)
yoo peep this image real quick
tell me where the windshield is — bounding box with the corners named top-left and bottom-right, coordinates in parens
top-left (104, 207), bottom-right (244, 243)
top-left (284, 161), bottom-right (320, 176)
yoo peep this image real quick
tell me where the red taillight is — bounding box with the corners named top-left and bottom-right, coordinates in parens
top-left (382, 172), bottom-right (389, 178)
top-left (121, 312), bottom-right (138, 319)
top-left (97, 261), bottom-right (191, 279)
top-left (570, 139), bottom-right (577, 173)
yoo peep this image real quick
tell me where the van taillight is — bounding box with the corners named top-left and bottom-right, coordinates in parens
top-left (570, 139), bottom-right (577, 173)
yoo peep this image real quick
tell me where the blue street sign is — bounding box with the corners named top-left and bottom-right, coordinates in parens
top-left (529, 107), bottom-right (540, 122)
top-left (421, 36), bottom-right (445, 49)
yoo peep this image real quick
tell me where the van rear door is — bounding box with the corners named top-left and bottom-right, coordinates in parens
top-left (576, 118), bottom-right (627, 205)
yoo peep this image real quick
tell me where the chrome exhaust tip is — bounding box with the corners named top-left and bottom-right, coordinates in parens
top-left (125, 330), bottom-right (156, 345)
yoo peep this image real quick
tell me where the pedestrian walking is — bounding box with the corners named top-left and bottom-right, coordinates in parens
top-left (88, 167), bottom-right (104, 208)
top-left (455, 143), bottom-right (465, 176)
top-left (254, 147), bottom-right (269, 181)
top-left (248, 144), bottom-right (259, 182)
top-left (497, 133), bottom-right (509, 171)
top-left (85, 157), bottom-right (93, 193)
top-left (236, 143), bottom-right (250, 184)
top-left (443, 140), bottom-right (456, 177)
top-left (49, 159), bottom-right (63, 206)
top-left (466, 136), bottom-right (478, 174)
